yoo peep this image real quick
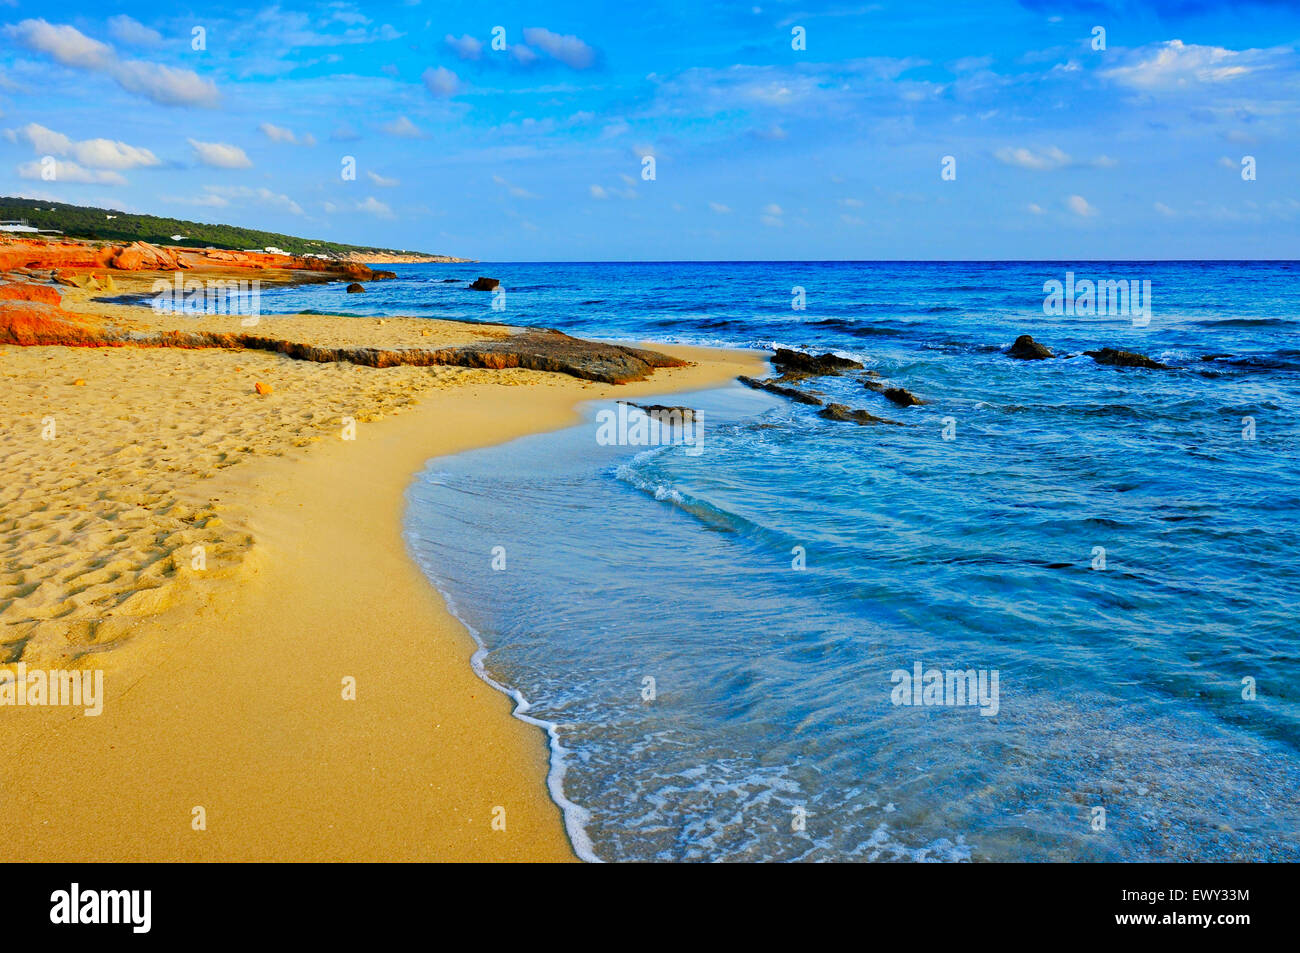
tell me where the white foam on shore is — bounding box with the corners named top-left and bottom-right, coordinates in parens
top-left (402, 516), bottom-right (602, 864)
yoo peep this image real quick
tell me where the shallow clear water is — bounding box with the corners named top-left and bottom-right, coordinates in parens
top-left (289, 261), bottom-right (1300, 861)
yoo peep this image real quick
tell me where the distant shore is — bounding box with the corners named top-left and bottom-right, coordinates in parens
top-left (0, 243), bottom-right (762, 859)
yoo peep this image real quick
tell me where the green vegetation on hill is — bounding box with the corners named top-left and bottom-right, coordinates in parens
top-left (0, 196), bottom-right (438, 258)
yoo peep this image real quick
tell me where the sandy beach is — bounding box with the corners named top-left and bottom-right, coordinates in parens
top-left (0, 260), bottom-right (763, 861)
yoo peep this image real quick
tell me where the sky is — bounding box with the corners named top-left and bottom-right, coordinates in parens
top-left (1, 0), bottom-right (1297, 260)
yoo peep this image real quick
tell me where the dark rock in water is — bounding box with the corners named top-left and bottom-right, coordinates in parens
top-left (862, 380), bottom-right (885, 392)
top-left (1085, 347), bottom-right (1168, 369)
top-left (771, 347), bottom-right (863, 376)
top-left (440, 278), bottom-right (459, 282)
top-left (817, 403), bottom-right (901, 426)
top-left (1007, 334), bottom-right (1054, 360)
top-left (619, 401), bottom-right (697, 423)
top-left (371, 270), bottom-right (398, 280)
top-left (884, 386), bottom-right (924, 407)
top-left (470, 276), bottom-right (501, 291)
top-left (345, 283), bottom-right (365, 293)
top-left (737, 375), bottom-right (823, 405)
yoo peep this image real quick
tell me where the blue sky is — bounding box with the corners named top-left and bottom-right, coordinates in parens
top-left (1, 0), bottom-right (1297, 260)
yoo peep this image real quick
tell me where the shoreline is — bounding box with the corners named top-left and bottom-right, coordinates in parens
top-left (0, 310), bottom-right (763, 859)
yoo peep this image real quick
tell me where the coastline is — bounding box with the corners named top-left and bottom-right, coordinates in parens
top-left (0, 292), bottom-right (763, 859)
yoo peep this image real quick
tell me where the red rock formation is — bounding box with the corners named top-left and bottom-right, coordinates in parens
top-left (0, 283), bottom-right (62, 306)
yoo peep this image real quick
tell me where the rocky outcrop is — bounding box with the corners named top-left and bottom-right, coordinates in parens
top-left (883, 386), bottom-right (924, 407)
top-left (771, 348), bottom-right (863, 376)
top-left (737, 375), bottom-right (824, 405)
top-left (1085, 347), bottom-right (1168, 369)
top-left (370, 270), bottom-right (398, 280)
top-left (470, 276), bottom-right (501, 291)
top-left (817, 403), bottom-right (901, 426)
top-left (0, 283), bottom-right (62, 306)
top-left (620, 401), bottom-right (697, 423)
top-left (1007, 335), bottom-right (1054, 360)
top-left (0, 299), bottom-right (685, 384)
top-left (346, 283), bottom-right (365, 293)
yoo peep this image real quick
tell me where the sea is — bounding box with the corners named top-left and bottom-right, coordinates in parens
top-left (262, 261), bottom-right (1300, 862)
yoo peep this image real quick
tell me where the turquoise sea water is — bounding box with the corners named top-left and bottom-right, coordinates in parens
top-left (270, 262), bottom-right (1300, 861)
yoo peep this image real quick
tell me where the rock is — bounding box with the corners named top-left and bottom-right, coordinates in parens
top-left (817, 403), bottom-right (901, 426)
top-left (52, 270), bottom-right (87, 288)
top-left (346, 283), bottom-right (366, 293)
top-left (254, 381), bottom-right (273, 395)
top-left (771, 348), bottom-right (863, 375)
top-left (883, 386), bottom-right (924, 407)
top-left (862, 380), bottom-right (885, 392)
top-left (1085, 347), bottom-right (1168, 369)
top-left (737, 375), bottom-right (824, 405)
top-left (371, 270), bottom-right (398, 280)
top-left (0, 283), bottom-right (62, 306)
top-left (1007, 334), bottom-right (1054, 360)
top-left (110, 247), bottom-right (146, 270)
top-left (72, 379), bottom-right (86, 386)
top-left (620, 401), bottom-right (697, 423)
top-left (340, 263), bottom-right (375, 281)
top-left (470, 276), bottom-right (501, 291)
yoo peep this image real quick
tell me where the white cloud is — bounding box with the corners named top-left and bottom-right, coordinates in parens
top-left (367, 170), bottom-right (400, 187)
top-left (203, 185), bottom-right (302, 215)
top-left (382, 116), bottom-right (423, 137)
top-left (1066, 194), bottom-right (1097, 217)
top-left (357, 196), bottom-right (394, 218)
top-left (521, 27), bottom-right (595, 69)
top-left (188, 139), bottom-right (253, 168)
top-left (107, 15), bottom-right (162, 46)
top-left (510, 44), bottom-right (539, 66)
top-left (762, 203), bottom-right (783, 216)
top-left (994, 146), bottom-right (1071, 171)
top-left (1101, 39), bottom-right (1268, 92)
top-left (260, 122), bottom-right (298, 144)
top-left (709, 202), bottom-right (732, 214)
top-left (15, 122), bottom-right (159, 170)
top-left (112, 60), bottom-right (220, 107)
top-left (444, 34), bottom-right (482, 60)
top-left (18, 159), bottom-right (126, 185)
top-left (492, 174), bottom-right (537, 199)
top-left (5, 18), bottom-right (111, 69)
top-left (5, 19), bottom-right (218, 107)
top-left (1027, 203), bottom-right (1044, 215)
top-left (1154, 202), bottom-right (1176, 216)
top-left (422, 65), bottom-right (460, 97)
top-left (589, 184), bottom-right (609, 199)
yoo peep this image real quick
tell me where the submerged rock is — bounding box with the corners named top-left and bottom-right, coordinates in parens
top-left (346, 283), bottom-right (365, 293)
top-left (620, 401), bottom-right (697, 423)
top-left (817, 403), bottom-right (901, 426)
top-left (771, 348), bottom-right (863, 376)
top-left (737, 375), bottom-right (824, 405)
top-left (470, 276), bottom-right (501, 291)
top-left (1007, 334), bottom-right (1054, 360)
top-left (1085, 347), bottom-right (1168, 369)
top-left (883, 386), bottom-right (924, 407)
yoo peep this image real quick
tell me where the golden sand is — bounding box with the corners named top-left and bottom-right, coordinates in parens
top-left (0, 290), bottom-right (763, 861)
